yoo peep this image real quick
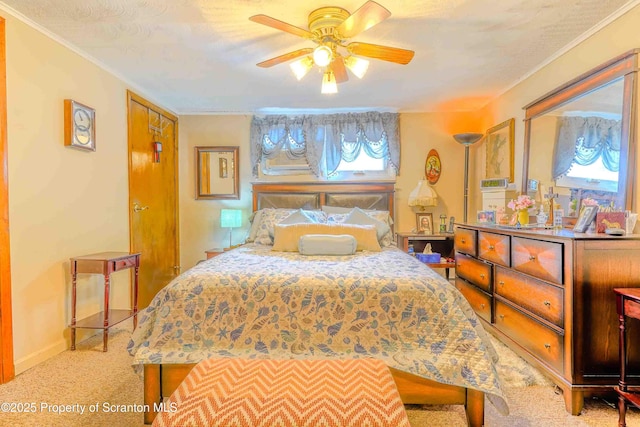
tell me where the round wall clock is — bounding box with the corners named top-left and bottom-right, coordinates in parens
top-left (64, 99), bottom-right (96, 151)
top-left (425, 149), bottom-right (441, 184)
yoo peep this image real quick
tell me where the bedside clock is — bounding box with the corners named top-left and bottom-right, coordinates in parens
top-left (64, 99), bottom-right (96, 151)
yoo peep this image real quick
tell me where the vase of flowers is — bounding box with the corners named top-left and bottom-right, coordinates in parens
top-left (508, 195), bottom-right (534, 226)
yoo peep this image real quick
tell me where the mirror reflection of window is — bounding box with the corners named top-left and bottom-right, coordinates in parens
top-left (527, 76), bottom-right (625, 210)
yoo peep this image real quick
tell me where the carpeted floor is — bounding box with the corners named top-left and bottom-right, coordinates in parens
top-left (0, 321), bottom-right (638, 426)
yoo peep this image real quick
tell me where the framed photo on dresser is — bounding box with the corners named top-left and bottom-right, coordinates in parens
top-left (573, 205), bottom-right (598, 233)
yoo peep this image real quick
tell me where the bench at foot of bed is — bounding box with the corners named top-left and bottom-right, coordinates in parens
top-left (143, 361), bottom-right (485, 427)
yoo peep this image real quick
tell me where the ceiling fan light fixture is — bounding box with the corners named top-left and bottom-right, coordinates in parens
top-left (321, 71), bottom-right (338, 94)
top-left (313, 45), bottom-right (333, 67)
top-left (290, 56), bottom-right (314, 80)
top-left (344, 55), bottom-right (369, 79)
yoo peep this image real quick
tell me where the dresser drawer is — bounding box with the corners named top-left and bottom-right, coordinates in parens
top-left (454, 228), bottom-right (477, 256)
top-left (455, 253), bottom-right (492, 292)
top-left (495, 300), bottom-right (563, 372)
top-left (495, 266), bottom-right (564, 328)
top-left (455, 278), bottom-right (491, 323)
top-left (512, 237), bottom-right (563, 284)
top-left (478, 231), bottom-right (510, 267)
top-left (112, 257), bottom-right (137, 272)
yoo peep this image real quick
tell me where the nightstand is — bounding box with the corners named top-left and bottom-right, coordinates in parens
top-left (69, 251), bottom-right (140, 352)
top-left (396, 232), bottom-right (455, 279)
top-left (205, 248), bottom-right (225, 259)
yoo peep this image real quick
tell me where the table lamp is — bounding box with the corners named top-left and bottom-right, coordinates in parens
top-left (220, 209), bottom-right (242, 248)
top-left (408, 179), bottom-right (438, 210)
top-left (453, 133), bottom-right (483, 223)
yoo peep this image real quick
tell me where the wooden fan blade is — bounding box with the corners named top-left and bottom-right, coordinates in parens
top-left (347, 42), bottom-right (414, 65)
top-left (249, 14), bottom-right (314, 39)
top-left (336, 1), bottom-right (391, 39)
top-left (257, 48), bottom-right (314, 68)
top-left (330, 56), bottom-right (349, 83)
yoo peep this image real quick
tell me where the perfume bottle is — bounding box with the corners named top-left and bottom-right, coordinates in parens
top-left (439, 214), bottom-right (447, 233)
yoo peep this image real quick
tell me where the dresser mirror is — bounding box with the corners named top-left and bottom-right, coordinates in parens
top-left (522, 50), bottom-right (638, 213)
top-left (195, 146), bottom-right (239, 200)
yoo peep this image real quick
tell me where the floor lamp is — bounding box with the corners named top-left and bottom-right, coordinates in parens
top-left (453, 133), bottom-right (483, 223)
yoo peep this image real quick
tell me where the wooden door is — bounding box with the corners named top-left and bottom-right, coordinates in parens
top-left (127, 91), bottom-right (179, 309)
top-left (0, 17), bottom-right (14, 384)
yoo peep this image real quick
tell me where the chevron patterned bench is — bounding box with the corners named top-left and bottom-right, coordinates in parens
top-left (151, 357), bottom-right (410, 427)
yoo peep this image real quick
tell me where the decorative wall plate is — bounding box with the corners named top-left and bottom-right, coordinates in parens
top-left (425, 149), bottom-right (441, 184)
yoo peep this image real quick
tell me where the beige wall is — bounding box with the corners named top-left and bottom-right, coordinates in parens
top-left (473, 5), bottom-right (640, 218)
top-left (178, 115), bottom-right (253, 270)
top-left (4, 12), bottom-right (137, 373)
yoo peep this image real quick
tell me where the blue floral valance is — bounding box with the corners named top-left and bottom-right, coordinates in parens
top-left (250, 112), bottom-right (400, 177)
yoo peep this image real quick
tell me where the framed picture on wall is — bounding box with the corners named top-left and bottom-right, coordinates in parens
top-left (485, 118), bottom-right (515, 182)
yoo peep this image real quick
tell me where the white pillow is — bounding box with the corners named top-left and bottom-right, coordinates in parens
top-left (253, 208), bottom-right (327, 245)
top-left (325, 208), bottom-right (395, 247)
top-left (298, 234), bottom-right (357, 256)
top-left (344, 207), bottom-right (391, 242)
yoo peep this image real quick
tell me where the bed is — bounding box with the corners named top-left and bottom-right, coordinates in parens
top-left (129, 182), bottom-right (507, 425)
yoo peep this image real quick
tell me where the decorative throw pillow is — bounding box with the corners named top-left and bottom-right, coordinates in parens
top-left (298, 234), bottom-right (357, 256)
top-left (326, 208), bottom-right (394, 247)
top-left (272, 223), bottom-right (381, 252)
top-left (253, 209), bottom-right (296, 245)
top-left (279, 209), bottom-right (316, 226)
top-left (246, 210), bottom-right (264, 243)
top-left (344, 207), bottom-right (391, 242)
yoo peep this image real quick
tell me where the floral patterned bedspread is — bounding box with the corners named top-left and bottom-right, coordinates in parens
top-left (128, 244), bottom-right (508, 413)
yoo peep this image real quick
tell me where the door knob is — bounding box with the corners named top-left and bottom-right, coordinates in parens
top-left (133, 203), bottom-right (149, 213)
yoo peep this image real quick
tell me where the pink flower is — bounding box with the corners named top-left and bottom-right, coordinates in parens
top-left (581, 198), bottom-right (599, 207)
top-left (507, 195), bottom-right (534, 211)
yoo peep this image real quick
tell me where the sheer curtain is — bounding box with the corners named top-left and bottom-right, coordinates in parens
top-left (250, 112), bottom-right (400, 177)
top-left (552, 116), bottom-right (621, 180)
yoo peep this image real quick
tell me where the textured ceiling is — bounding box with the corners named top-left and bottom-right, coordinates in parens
top-left (0, 0), bottom-right (636, 114)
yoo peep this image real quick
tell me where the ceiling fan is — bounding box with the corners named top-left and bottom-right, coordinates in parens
top-left (249, 1), bottom-right (415, 93)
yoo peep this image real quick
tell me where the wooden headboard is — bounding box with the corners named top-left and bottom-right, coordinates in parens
top-left (251, 182), bottom-right (395, 221)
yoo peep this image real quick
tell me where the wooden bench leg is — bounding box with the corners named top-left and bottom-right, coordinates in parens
top-left (465, 388), bottom-right (485, 427)
top-left (144, 364), bottom-right (161, 425)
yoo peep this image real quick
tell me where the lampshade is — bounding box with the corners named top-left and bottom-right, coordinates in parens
top-left (290, 57), bottom-right (314, 81)
top-left (453, 133), bottom-right (483, 146)
top-left (220, 209), bottom-right (242, 228)
top-left (321, 71), bottom-right (338, 94)
top-left (313, 45), bottom-right (333, 67)
top-left (344, 56), bottom-right (369, 79)
top-left (408, 179), bottom-right (438, 208)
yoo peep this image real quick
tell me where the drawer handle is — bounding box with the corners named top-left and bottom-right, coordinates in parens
top-left (543, 300), bottom-right (551, 307)
top-left (498, 280), bottom-right (505, 286)
top-left (461, 239), bottom-right (466, 244)
top-left (488, 245), bottom-right (495, 250)
top-left (479, 273), bottom-right (485, 279)
top-left (529, 255), bottom-right (536, 261)
top-left (480, 303), bottom-right (485, 308)
top-left (498, 314), bottom-right (505, 320)
top-left (544, 343), bottom-right (551, 349)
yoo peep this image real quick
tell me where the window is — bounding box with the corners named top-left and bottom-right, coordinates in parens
top-left (250, 112), bottom-right (400, 179)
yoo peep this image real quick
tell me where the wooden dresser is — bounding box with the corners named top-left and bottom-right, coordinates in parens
top-left (453, 224), bottom-right (640, 415)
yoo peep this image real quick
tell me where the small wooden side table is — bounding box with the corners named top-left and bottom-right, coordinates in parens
top-left (70, 252), bottom-right (141, 352)
top-left (396, 232), bottom-right (456, 279)
top-left (614, 288), bottom-right (640, 427)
